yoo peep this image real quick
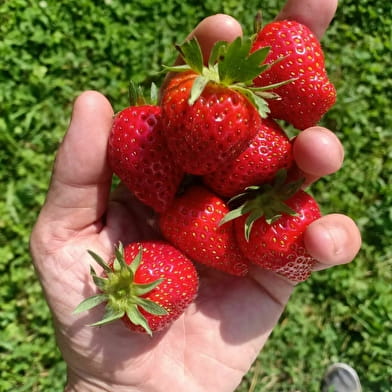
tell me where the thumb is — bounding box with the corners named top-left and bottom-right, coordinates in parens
top-left (34, 91), bottom-right (114, 246)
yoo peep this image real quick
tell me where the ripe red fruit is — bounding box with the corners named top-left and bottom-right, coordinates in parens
top-left (203, 117), bottom-right (293, 198)
top-left (162, 71), bottom-right (260, 175)
top-left (108, 89), bottom-right (183, 213)
top-left (234, 190), bottom-right (321, 282)
top-left (161, 37), bottom-right (279, 175)
top-left (221, 173), bottom-right (321, 282)
top-left (159, 186), bottom-right (249, 277)
top-left (252, 20), bottom-right (336, 130)
top-left (74, 241), bottom-right (199, 335)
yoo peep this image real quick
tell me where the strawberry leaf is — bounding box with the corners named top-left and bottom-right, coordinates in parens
top-left (244, 209), bottom-right (265, 241)
top-left (189, 75), bottom-right (209, 105)
top-left (219, 203), bottom-right (251, 226)
top-left (129, 246), bottom-right (143, 275)
top-left (176, 38), bottom-right (204, 74)
top-left (163, 64), bottom-right (192, 73)
top-left (89, 307), bottom-right (125, 327)
top-left (88, 250), bottom-right (112, 274)
top-left (218, 37), bottom-right (270, 85)
top-left (253, 10), bottom-right (263, 35)
top-left (73, 294), bottom-right (108, 314)
top-left (112, 256), bottom-right (121, 272)
top-left (135, 298), bottom-right (168, 316)
top-left (163, 34), bottom-right (295, 118)
top-left (90, 267), bottom-right (107, 290)
top-left (253, 78), bottom-right (297, 93)
top-left (233, 85), bottom-right (271, 118)
top-left (75, 244), bottom-right (168, 335)
top-left (128, 81), bottom-right (145, 106)
top-left (221, 170), bottom-right (304, 239)
top-left (272, 202), bottom-right (297, 218)
top-left (150, 82), bottom-right (158, 104)
top-left (208, 41), bottom-right (228, 67)
top-left (114, 243), bottom-right (128, 269)
top-left (133, 278), bottom-right (165, 296)
top-left (126, 306), bottom-right (152, 336)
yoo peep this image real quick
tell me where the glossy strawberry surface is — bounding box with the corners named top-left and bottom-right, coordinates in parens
top-left (203, 117), bottom-right (293, 197)
top-left (159, 186), bottom-right (249, 276)
top-left (108, 105), bottom-right (183, 213)
top-left (74, 241), bottom-right (199, 335)
top-left (120, 241), bottom-right (199, 333)
top-left (161, 71), bottom-right (260, 175)
top-left (252, 20), bottom-right (336, 130)
top-left (234, 190), bottom-right (321, 282)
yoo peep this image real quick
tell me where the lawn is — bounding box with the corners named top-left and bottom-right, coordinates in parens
top-left (0, 0), bottom-right (391, 391)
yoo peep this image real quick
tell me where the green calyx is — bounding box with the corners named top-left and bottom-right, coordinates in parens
top-left (128, 80), bottom-right (159, 106)
top-left (73, 243), bottom-right (168, 336)
top-left (220, 170), bottom-right (304, 241)
top-left (164, 36), bottom-right (293, 118)
top-left (253, 10), bottom-right (264, 36)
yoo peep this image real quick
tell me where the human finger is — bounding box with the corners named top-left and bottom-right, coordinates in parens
top-left (304, 214), bottom-right (362, 269)
top-left (37, 91), bottom-right (114, 239)
top-left (292, 127), bottom-right (344, 186)
top-left (170, 13), bottom-right (242, 68)
top-left (161, 14), bottom-right (243, 97)
top-left (276, 0), bottom-right (338, 39)
top-left (186, 13), bottom-right (243, 60)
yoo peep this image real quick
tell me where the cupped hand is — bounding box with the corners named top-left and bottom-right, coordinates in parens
top-left (30, 1), bottom-right (361, 391)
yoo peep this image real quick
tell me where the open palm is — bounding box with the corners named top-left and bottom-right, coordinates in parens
top-left (33, 201), bottom-right (293, 391)
top-left (30, 2), bottom-right (361, 391)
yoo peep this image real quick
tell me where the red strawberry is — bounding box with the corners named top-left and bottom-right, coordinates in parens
top-left (74, 241), bottom-right (199, 335)
top-left (203, 117), bottom-right (293, 198)
top-left (108, 84), bottom-right (183, 213)
top-left (251, 19), bottom-right (336, 130)
top-left (159, 185), bottom-right (249, 276)
top-left (161, 37), bottom-right (281, 175)
top-left (221, 172), bottom-right (321, 282)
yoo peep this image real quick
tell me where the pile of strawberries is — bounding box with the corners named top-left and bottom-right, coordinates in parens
top-left (75, 19), bottom-right (336, 335)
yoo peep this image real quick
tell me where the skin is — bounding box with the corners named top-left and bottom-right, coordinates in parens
top-left (30, 1), bottom-right (361, 391)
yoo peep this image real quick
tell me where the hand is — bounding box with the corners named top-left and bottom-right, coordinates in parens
top-left (30, 1), bottom-right (361, 391)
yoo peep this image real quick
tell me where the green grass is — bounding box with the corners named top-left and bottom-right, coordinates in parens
top-left (0, 0), bottom-right (391, 391)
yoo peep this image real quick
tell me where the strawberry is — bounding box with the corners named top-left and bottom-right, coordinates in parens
top-left (203, 117), bottom-right (293, 198)
top-left (251, 19), bottom-right (336, 130)
top-left (108, 83), bottom-right (183, 213)
top-left (159, 185), bottom-right (249, 276)
top-left (161, 37), bottom-right (285, 175)
top-left (74, 241), bottom-right (199, 335)
top-left (221, 172), bottom-right (321, 282)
